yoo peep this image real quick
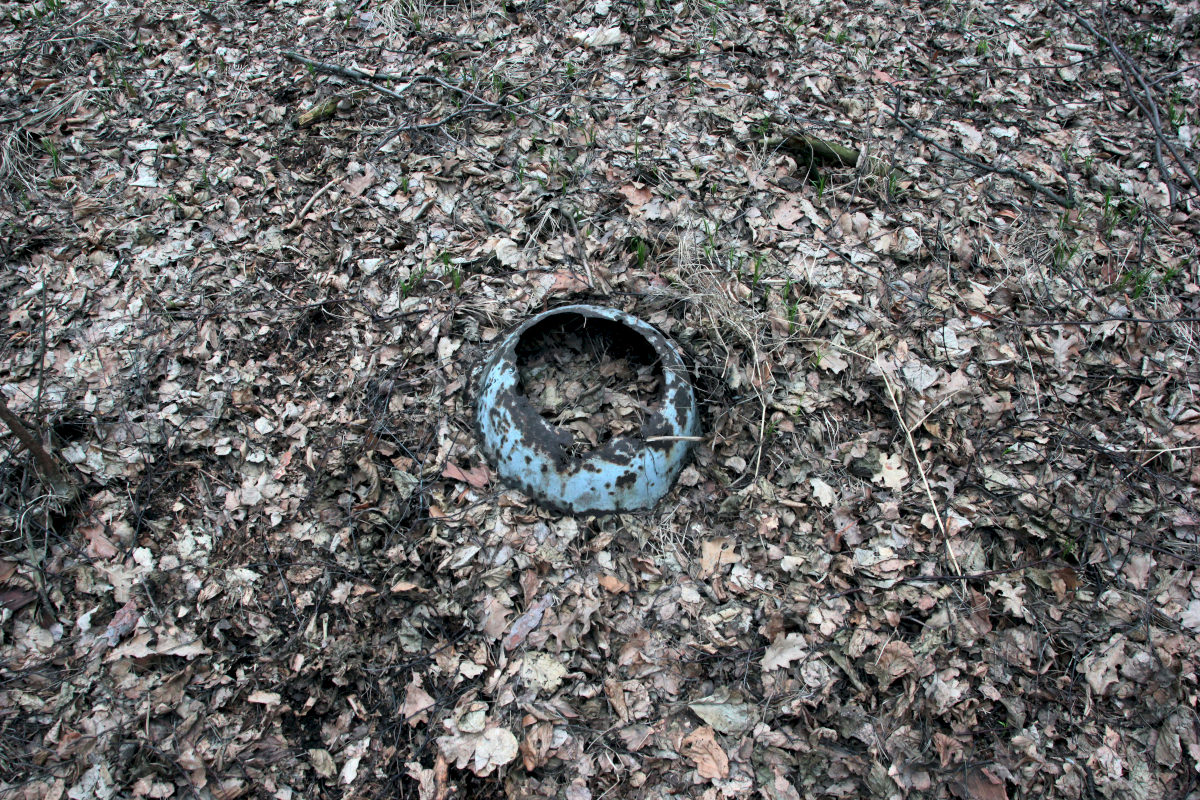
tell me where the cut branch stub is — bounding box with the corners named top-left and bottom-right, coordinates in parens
top-left (767, 126), bottom-right (903, 182)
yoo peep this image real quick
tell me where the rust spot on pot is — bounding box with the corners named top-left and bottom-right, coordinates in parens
top-left (474, 305), bottom-right (700, 514)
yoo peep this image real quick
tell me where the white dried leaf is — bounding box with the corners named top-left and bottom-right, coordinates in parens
top-left (1077, 634), bottom-right (1126, 695)
top-left (763, 633), bottom-right (807, 671)
top-left (1179, 599), bottom-right (1200, 632)
top-left (131, 164), bottom-right (159, 188)
top-left (816, 349), bottom-right (848, 374)
top-left (902, 361), bottom-right (939, 392)
top-left (520, 652), bottom-right (569, 693)
top-left (948, 121), bottom-right (983, 152)
top-left (809, 478), bottom-right (836, 507)
top-left (309, 749), bottom-right (336, 778)
top-left (571, 27), bottom-right (623, 47)
top-left (493, 238), bottom-right (521, 266)
top-left (437, 727), bottom-right (519, 776)
top-left (873, 453), bottom-right (909, 490)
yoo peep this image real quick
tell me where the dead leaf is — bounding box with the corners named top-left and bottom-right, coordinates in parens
top-left (816, 349), bottom-right (848, 373)
top-left (571, 26), bottom-right (623, 47)
top-left (682, 726), bottom-right (729, 780)
top-left (547, 269), bottom-right (590, 294)
top-left (437, 727), bottom-right (519, 776)
top-left (618, 183), bottom-right (653, 208)
top-left (948, 121), bottom-right (983, 152)
top-left (598, 574), bottom-right (629, 593)
top-left (762, 632), bottom-right (808, 670)
top-left (874, 453), bottom-right (909, 490)
top-left (772, 201), bottom-right (803, 229)
top-left (309, 749), bottom-right (336, 779)
top-left (82, 523), bottom-right (119, 559)
top-left (343, 164), bottom-right (377, 198)
top-left (964, 767), bottom-right (1008, 800)
top-left (688, 687), bottom-right (756, 734)
top-left (99, 599), bottom-right (140, 647)
top-left (480, 594), bottom-right (512, 641)
top-left (809, 478), bottom-right (837, 507)
top-left (520, 722), bottom-right (554, 770)
top-left (502, 594), bottom-right (553, 651)
top-left (402, 674), bottom-right (436, 726)
top-left (519, 652), bottom-right (568, 693)
top-left (441, 461), bottom-right (490, 488)
top-left (863, 641), bottom-right (917, 691)
top-left (699, 538), bottom-right (740, 579)
top-left (0, 588), bottom-right (36, 613)
top-left (1077, 634), bottom-right (1125, 694)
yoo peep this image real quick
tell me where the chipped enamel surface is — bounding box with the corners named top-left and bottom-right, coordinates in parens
top-left (475, 305), bottom-right (700, 514)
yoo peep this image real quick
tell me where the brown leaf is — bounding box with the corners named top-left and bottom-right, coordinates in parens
top-left (772, 201), bottom-right (803, 229)
top-left (81, 523), bottom-right (119, 560)
top-left (520, 722), bottom-right (554, 771)
top-left (0, 588), bottom-right (36, 613)
top-left (150, 667), bottom-right (193, 715)
top-left (547, 269), bottom-right (590, 294)
top-left (343, 164), bottom-right (377, 198)
top-left (480, 594), bottom-right (512, 641)
top-left (618, 183), bottom-right (653, 208)
top-left (965, 768), bottom-right (1008, 800)
top-left (864, 641), bottom-right (917, 691)
top-left (402, 674), bottom-right (436, 727)
top-left (598, 574), bottom-right (629, 593)
top-left (502, 594), bottom-right (552, 651)
top-left (762, 632), bottom-right (809, 671)
top-left (699, 538), bottom-right (739, 579)
top-left (682, 725), bottom-right (729, 780)
top-left (604, 678), bottom-right (629, 722)
top-left (100, 599), bottom-right (140, 647)
top-left (441, 461), bottom-right (490, 488)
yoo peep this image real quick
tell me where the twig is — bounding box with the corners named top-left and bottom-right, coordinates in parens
top-left (1056, 0), bottom-right (1200, 209)
top-left (1147, 62), bottom-right (1200, 89)
top-left (283, 51), bottom-right (512, 110)
top-left (766, 120), bottom-right (899, 180)
top-left (876, 353), bottom-right (961, 575)
top-left (285, 177), bottom-right (338, 231)
top-left (752, 392), bottom-right (768, 482)
top-left (467, 196), bottom-right (498, 234)
top-left (885, 95), bottom-right (1076, 209)
top-left (370, 110), bottom-right (467, 158)
top-left (283, 51), bottom-right (411, 102)
top-left (557, 201), bottom-right (596, 291)
top-left (33, 275), bottom-right (48, 419)
top-left (0, 397), bottom-right (73, 496)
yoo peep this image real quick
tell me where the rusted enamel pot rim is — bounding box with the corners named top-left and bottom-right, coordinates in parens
top-left (475, 304), bottom-right (700, 515)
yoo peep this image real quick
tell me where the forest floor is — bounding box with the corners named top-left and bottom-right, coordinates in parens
top-left (1, 0), bottom-right (1199, 798)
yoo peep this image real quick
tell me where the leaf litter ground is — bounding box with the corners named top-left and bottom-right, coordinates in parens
top-left (0, 0), bottom-right (1199, 798)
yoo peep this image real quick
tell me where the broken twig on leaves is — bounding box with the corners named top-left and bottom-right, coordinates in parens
top-left (885, 95), bottom-right (1076, 209)
top-left (0, 397), bottom-right (74, 498)
top-left (1054, 1), bottom-right (1199, 211)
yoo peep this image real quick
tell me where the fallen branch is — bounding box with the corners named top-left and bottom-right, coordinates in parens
top-left (764, 118), bottom-right (901, 180)
top-left (285, 177), bottom-right (338, 231)
top-left (1055, 1), bottom-right (1199, 210)
top-left (283, 51), bottom-right (509, 109)
top-left (0, 397), bottom-right (75, 498)
top-left (283, 51), bottom-right (412, 103)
